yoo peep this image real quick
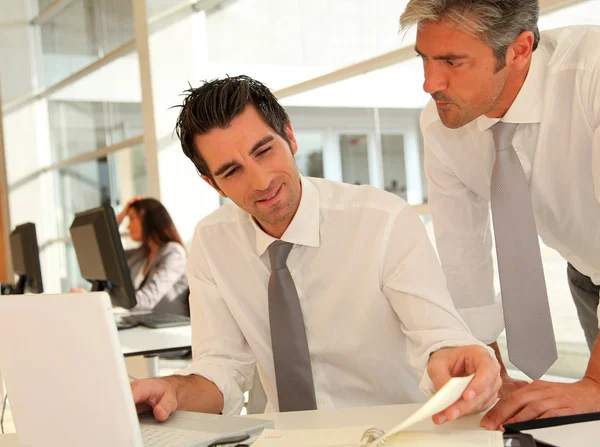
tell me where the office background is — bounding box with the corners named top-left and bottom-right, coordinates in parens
top-left (0, 0), bottom-right (599, 380)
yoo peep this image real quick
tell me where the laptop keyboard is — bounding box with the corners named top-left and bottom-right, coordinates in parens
top-left (141, 425), bottom-right (219, 447)
top-left (125, 313), bottom-right (191, 328)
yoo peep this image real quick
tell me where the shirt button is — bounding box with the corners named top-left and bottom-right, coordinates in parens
top-left (319, 399), bottom-right (325, 405)
top-left (290, 269), bottom-right (295, 277)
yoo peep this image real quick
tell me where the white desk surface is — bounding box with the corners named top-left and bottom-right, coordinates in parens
top-left (118, 324), bottom-right (191, 357)
top-left (0, 403), bottom-right (487, 447)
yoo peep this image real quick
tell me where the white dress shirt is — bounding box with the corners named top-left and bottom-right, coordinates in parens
top-left (422, 26), bottom-right (600, 344)
top-left (178, 176), bottom-right (487, 415)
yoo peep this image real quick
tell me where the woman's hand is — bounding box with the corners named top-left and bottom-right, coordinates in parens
top-left (116, 196), bottom-right (145, 226)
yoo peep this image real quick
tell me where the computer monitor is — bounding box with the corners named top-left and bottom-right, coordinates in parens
top-left (9, 222), bottom-right (44, 294)
top-left (69, 205), bottom-right (136, 309)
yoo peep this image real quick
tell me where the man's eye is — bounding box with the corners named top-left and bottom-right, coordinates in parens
top-left (224, 167), bottom-right (239, 178)
top-left (257, 147), bottom-right (272, 156)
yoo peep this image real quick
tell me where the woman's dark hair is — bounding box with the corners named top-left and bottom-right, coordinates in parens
top-left (128, 198), bottom-right (184, 251)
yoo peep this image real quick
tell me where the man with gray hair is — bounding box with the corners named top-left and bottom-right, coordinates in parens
top-left (400, 0), bottom-right (600, 429)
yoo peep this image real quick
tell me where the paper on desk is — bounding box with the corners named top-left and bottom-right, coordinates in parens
top-left (370, 374), bottom-right (475, 444)
top-left (383, 430), bottom-right (503, 446)
top-left (252, 375), bottom-right (504, 447)
top-left (252, 426), bottom-right (372, 447)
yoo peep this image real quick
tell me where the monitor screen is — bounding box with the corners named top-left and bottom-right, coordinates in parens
top-left (69, 206), bottom-right (136, 309)
top-left (9, 223), bottom-right (44, 294)
top-left (70, 223), bottom-right (106, 280)
top-left (9, 231), bottom-right (26, 274)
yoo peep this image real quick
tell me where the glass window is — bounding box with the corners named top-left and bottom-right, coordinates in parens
top-left (201, 0), bottom-right (415, 90)
top-left (37, 0), bottom-right (55, 11)
top-left (39, 0), bottom-right (135, 87)
top-left (47, 99), bottom-right (143, 163)
top-left (340, 134), bottom-right (370, 186)
top-left (295, 131), bottom-right (324, 178)
top-left (381, 134), bottom-right (407, 199)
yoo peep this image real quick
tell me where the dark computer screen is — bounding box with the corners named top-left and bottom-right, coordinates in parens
top-left (69, 206), bottom-right (136, 309)
top-left (9, 223), bottom-right (44, 294)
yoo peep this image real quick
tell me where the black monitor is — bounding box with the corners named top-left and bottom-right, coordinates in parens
top-left (69, 205), bottom-right (136, 309)
top-left (9, 223), bottom-right (44, 294)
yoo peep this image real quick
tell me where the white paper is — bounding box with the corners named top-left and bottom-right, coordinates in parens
top-left (523, 420), bottom-right (600, 447)
top-left (372, 374), bottom-right (475, 444)
top-left (384, 430), bottom-right (503, 447)
top-left (252, 426), bottom-right (373, 447)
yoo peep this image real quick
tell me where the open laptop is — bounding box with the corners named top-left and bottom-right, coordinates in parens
top-left (0, 292), bottom-right (271, 447)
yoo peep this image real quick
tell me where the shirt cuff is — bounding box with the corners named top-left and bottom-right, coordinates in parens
top-left (418, 342), bottom-right (496, 396)
top-left (176, 362), bottom-right (246, 416)
top-left (457, 298), bottom-right (504, 344)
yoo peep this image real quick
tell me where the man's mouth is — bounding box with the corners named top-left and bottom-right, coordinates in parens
top-left (256, 185), bottom-right (282, 203)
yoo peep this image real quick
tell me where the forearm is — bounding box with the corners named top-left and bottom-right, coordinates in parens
top-left (163, 374), bottom-right (224, 414)
top-left (584, 332), bottom-right (600, 384)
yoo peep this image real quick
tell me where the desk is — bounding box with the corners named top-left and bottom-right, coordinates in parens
top-left (119, 324), bottom-right (192, 378)
top-left (119, 324), bottom-right (191, 357)
top-left (0, 404), bottom-right (485, 447)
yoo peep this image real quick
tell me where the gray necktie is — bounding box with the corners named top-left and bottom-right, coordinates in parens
top-left (268, 240), bottom-right (317, 411)
top-left (490, 122), bottom-right (557, 380)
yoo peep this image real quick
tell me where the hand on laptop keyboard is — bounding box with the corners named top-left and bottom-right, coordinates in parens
top-left (141, 425), bottom-right (218, 447)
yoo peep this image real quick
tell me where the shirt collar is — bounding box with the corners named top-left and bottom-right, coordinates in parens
top-left (251, 175), bottom-right (321, 257)
top-left (477, 49), bottom-right (547, 131)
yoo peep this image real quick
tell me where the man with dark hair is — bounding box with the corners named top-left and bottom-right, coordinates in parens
top-left (400, 0), bottom-right (600, 429)
top-left (132, 75), bottom-right (501, 424)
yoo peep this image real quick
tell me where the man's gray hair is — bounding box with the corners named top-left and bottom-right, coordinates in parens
top-left (400, 0), bottom-right (540, 70)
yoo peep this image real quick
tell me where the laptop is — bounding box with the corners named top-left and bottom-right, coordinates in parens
top-left (0, 292), bottom-right (271, 447)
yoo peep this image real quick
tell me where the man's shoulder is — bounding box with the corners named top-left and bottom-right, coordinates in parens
top-left (541, 25), bottom-right (600, 66)
top-left (193, 204), bottom-right (243, 237)
top-left (310, 177), bottom-right (408, 214)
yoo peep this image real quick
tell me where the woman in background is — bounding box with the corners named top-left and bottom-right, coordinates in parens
top-left (116, 197), bottom-right (189, 315)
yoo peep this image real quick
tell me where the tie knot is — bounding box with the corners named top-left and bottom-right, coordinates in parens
top-left (491, 122), bottom-right (518, 152)
top-left (268, 240), bottom-right (293, 270)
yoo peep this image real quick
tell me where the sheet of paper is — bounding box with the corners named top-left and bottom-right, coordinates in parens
top-left (252, 426), bottom-right (373, 447)
top-left (384, 430), bottom-right (503, 447)
top-left (371, 374), bottom-right (474, 444)
top-left (523, 420), bottom-right (600, 447)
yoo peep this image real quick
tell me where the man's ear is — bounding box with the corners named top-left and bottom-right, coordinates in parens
top-left (507, 30), bottom-right (534, 70)
top-left (202, 175), bottom-right (227, 198)
top-left (284, 121), bottom-right (298, 156)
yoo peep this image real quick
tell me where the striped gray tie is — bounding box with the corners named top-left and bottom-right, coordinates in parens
top-left (490, 122), bottom-right (557, 380)
top-left (268, 240), bottom-right (317, 411)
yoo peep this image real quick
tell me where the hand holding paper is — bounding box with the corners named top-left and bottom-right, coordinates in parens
top-left (252, 375), bottom-right (503, 447)
top-left (427, 345), bottom-right (502, 425)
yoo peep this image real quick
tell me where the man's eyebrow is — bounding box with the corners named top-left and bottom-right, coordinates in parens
top-left (414, 46), bottom-right (469, 60)
top-left (248, 135), bottom-right (275, 156)
top-left (214, 160), bottom-right (237, 177)
top-left (213, 135), bottom-right (276, 177)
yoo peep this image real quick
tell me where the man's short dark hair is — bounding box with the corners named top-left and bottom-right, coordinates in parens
top-left (174, 75), bottom-right (291, 182)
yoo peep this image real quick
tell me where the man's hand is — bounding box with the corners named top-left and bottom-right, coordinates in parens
top-left (481, 377), bottom-right (600, 430)
top-left (428, 345), bottom-right (501, 425)
top-left (499, 372), bottom-right (529, 398)
top-left (131, 374), bottom-right (224, 420)
top-left (131, 377), bottom-right (179, 421)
